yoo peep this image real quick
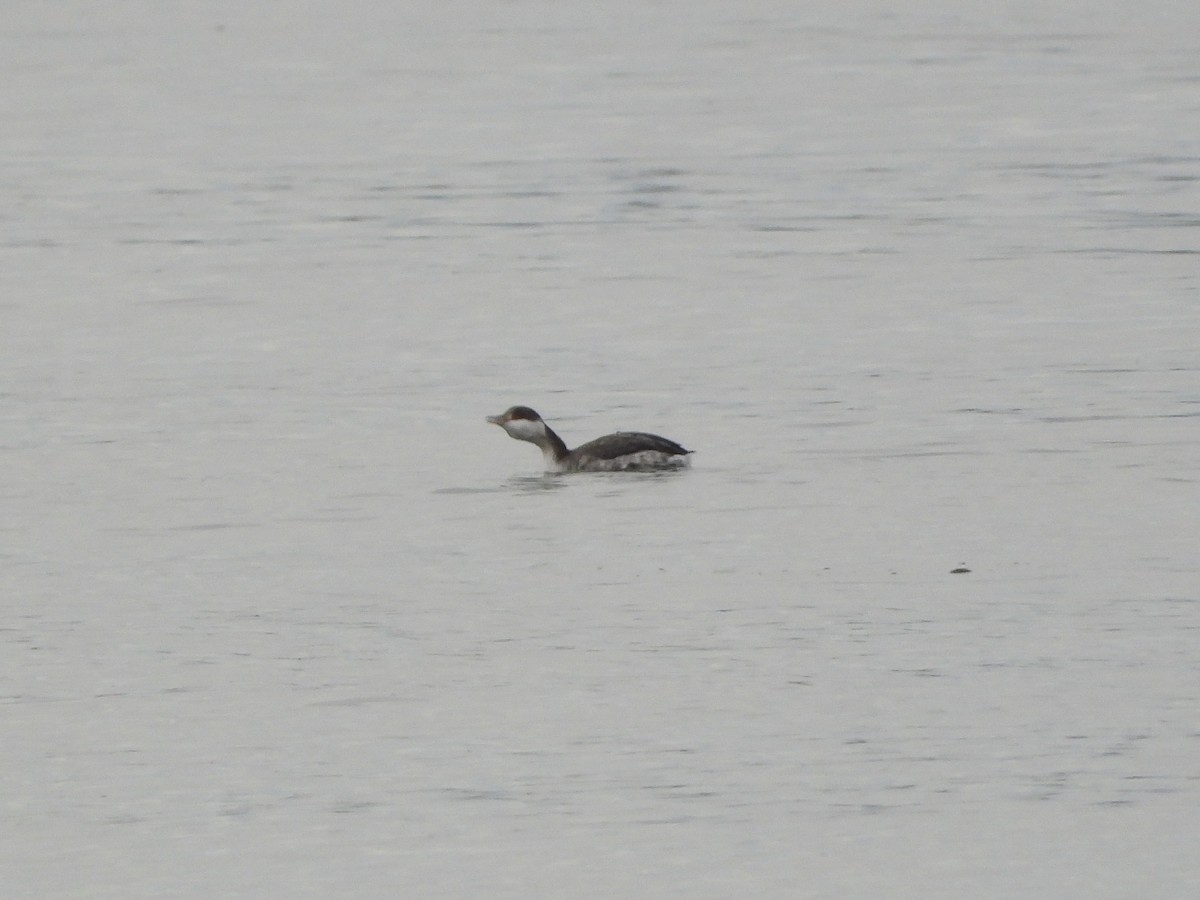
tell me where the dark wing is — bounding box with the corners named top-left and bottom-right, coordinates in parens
top-left (572, 431), bottom-right (691, 461)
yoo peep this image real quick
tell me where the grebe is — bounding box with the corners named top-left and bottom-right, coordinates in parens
top-left (487, 406), bottom-right (692, 473)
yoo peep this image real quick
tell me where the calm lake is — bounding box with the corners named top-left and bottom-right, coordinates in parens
top-left (4, 1), bottom-right (1198, 897)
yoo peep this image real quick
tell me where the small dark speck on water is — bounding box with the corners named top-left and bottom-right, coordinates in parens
top-left (950, 566), bottom-right (972, 574)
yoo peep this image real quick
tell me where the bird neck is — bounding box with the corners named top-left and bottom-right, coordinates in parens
top-left (537, 424), bottom-right (570, 463)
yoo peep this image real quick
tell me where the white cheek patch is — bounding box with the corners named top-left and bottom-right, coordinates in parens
top-left (504, 418), bottom-right (545, 441)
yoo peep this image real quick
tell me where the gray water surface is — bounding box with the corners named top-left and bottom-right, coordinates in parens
top-left (4, 2), bottom-right (1199, 897)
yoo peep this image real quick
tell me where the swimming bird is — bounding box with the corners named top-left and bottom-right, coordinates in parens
top-left (486, 406), bottom-right (692, 473)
